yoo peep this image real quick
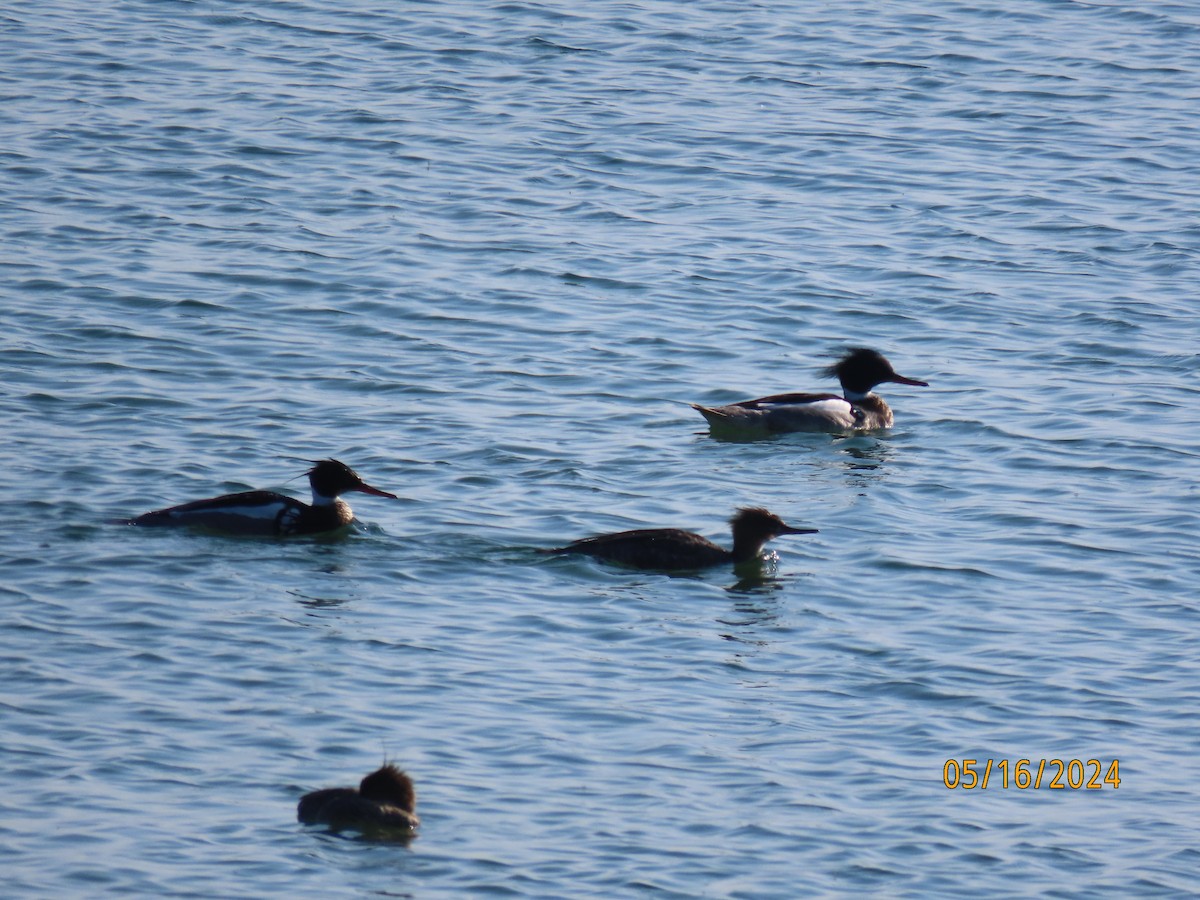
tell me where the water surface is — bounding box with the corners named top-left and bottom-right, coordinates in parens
top-left (3, 1), bottom-right (1199, 896)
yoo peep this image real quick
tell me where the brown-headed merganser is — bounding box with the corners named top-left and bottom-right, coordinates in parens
top-left (544, 507), bottom-right (817, 571)
top-left (124, 459), bottom-right (397, 536)
top-left (693, 347), bottom-right (928, 434)
top-left (298, 764), bottom-right (419, 834)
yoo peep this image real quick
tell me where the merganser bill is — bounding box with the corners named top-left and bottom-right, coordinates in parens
top-left (298, 764), bottom-right (419, 834)
top-left (544, 507), bottom-right (817, 571)
top-left (692, 347), bottom-right (928, 434)
top-left (124, 459), bottom-right (397, 536)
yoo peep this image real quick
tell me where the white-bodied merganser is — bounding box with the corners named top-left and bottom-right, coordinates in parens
top-left (692, 347), bottom-right (928, 434)
top-left (298, 764), bottom-right (419, 835)
top-left (544, 507), bottom-right (817, 571)
top-left (124, 459), bottom-right (397, 536)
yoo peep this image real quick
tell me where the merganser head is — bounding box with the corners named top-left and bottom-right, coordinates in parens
top-left (730, 507), bottom-right (819, 540)
top-left (307, 459), bottom-right (398, 502)
top-left (359, 764), bottom-right (417, 813)
top-left (823, 348), bottom-right (928, 397)
top-left (727, 507), bottom-right (818, 564)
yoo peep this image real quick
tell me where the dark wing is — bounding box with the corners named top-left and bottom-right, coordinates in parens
top-left (555, 528), bottom-right (728, 570)
top-left (153, 490), bottom-right (292, 515)
top-left (129, 490), bottom-right (301, 535)
top-left (298, 787), bottom-right (351, 824)
top-left (298, 789), bottom-right (417, 830)
top-left (731, 391), bottom-right (842, 409)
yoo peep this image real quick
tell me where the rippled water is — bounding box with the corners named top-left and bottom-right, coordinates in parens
top-left (4, 1), bottom-right (1200, 896)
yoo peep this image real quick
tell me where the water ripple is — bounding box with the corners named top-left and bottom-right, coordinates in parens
top-left (3, 0), bottom-right (1200, 897)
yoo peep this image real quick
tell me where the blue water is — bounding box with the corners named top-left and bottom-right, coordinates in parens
top-left (3, 1), bottom-right (1200, 896)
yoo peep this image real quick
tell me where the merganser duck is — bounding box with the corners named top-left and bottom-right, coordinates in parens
top-left (544, 507), bottom-right (817, 571)
top-left (124, 459), bottom-right (397, 536)
top-left (692, 347), bottom-right (928, 434)
top-left (298, 764), bottom-right (419, 834)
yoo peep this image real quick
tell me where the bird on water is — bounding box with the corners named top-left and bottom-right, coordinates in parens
top-left (544, 507), bottom-right (817, 571)
top-left (297, 764), bottom-right (419, 835)
top-left (692, 347), bottom-right (928, 434)
top-left (123, 459), bottom-right (397, 536)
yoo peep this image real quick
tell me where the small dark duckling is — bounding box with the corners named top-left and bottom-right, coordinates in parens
top-left (545, 507), bottom-right (817, 571)
top-left (298, 764), bottom-right (419, 834)
top-left (124, 459), bottom-right (397, 536)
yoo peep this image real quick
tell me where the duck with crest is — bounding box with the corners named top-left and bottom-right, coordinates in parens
top-left (692, 347), bottom-right (928, 434)
top-left (544, 507), bottom-right (817, 571)
top-left (123, 459), bottom-right (397, 536)
top-left (298, 764), bottom-right (419, 835)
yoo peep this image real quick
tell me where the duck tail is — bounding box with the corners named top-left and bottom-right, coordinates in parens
top-left (691, 403), bottom-right (731, 425)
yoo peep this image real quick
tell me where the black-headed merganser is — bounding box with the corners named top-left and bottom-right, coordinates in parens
top-left (124, 459), bottom-right (397, 536)
top-left (692, 347), bottom-right (928, 433)
top-left (298, 764), bottom-right (419, 834)
top-left (544, 507), bottom-right (817, 571)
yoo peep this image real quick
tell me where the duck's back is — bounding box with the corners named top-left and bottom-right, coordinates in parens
top-left (126, 490), bottom-right (355, 536)
top-left (297, 787), bottom-right (351, 824)
top-left (693, 390), bottom-right (901, 432)
top-left (694, 392), bottom-right (862, 433)
top-left (554, 528), bottom-right (731, 570)
top-left (297, 788), bottom-right (418, 830)
top-left (126, 490), bottom-right (300, 534)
